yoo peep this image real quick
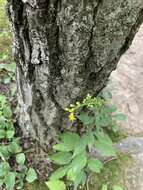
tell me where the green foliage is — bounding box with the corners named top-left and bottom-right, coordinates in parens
top-left (16, 153), bottom-right (26, 165)
top-left (0, 94), bottom-right (37, 189)
top-left (113, 185), bottom-right (124, 190)
top-left (26, 168), bottom-right (37, 183)
top-left (101, 184), bottom-right (108, 190)
top-left (87, 159), bottom-right (103, 173)
top-left (50, 152), bottom-right (72, 165)
top-left (101, 184), bottom-right (124, 190)
top-left (46, 94), bottom-right (126, 190)
top-left (45, 180), bottom-right (66, 190)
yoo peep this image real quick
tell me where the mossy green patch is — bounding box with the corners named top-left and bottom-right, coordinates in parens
top-left (25, 181), bottom-right (48, 190)
top-left (84, 154), bottom-right (132, 190)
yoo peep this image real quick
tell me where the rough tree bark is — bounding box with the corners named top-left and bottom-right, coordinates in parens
top-left (7, 0), bottom-right (143, 148)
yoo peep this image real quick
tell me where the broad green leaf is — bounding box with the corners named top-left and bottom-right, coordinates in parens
top-left (71, 151), bottom-right (87, 171)
top-left (5, 172), bottom-right (16, 190)
top-left (50, 152), bottom-right (72, 165)
top-left (26, 168), bottom-right (37, 183)
top-left (113, 113), bottom-right (126, 121)
top-left (67, 168), bottom-right (78, 181)
top-left (73, 139), bottom-right (86, 157)
top-left (53, 143), bottom-right (72, 152)
top-left (59, 132), bottom-right (80, 151)
top-left (77, 113), bottom-right (95, 126)
top-left (0, 146), bottom-right (10, 159)
top-left (105, 105), bottom-right (117, 113)
top-left (74, 171), bottom-right (86, 188)
top-left (87, 159), bottom-right (103, 173)
top-left (0, 162), bottom-right (9, 177)
top-left (100, 90), bottom-right (112, 100)
top-left (16, 153), bottom-right (26, 165)
top-left (0, 129), bottom-right (6, 139)
top-left (3, 106), bottom-right (12, 118)
top-left (95, 132), bottom-right (116, 157)
top-left (95, 140), bottom-right (116, 157)
top-left (50, 166), bottom-right (69, 180)
top-left (95, 111), bottom-right (110, 128)
top-left (45, 180), bottom-right (66, 190)
top-left (101, 184), bottom-right (108, 190)
top-left (6, 130), bottom-right (14, 139)
top-left (83, 131), bottom-right (95, 150)
top-left (113, 185), bottom-right (124, 190)
top-left (8, 141), bottom-right (21, 154)
top-left (95, 131), bottom-right (113, 145)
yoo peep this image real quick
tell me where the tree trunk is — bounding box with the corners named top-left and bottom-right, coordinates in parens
top-left (7, 0), bottom-right (143, 148)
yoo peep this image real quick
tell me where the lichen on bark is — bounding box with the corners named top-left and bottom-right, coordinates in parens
top-left (7, 0), bottom-right (143, 148)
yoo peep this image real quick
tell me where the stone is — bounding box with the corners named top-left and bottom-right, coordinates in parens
top-left (105, 23), bottom-right (143, 190)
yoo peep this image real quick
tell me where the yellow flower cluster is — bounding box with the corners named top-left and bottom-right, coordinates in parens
top-left (65, 102), bottom-right (81, 122)
top-left (68, 112), bottom-right (76, 122)
top-left (65, 94), bottom-right (105, 122)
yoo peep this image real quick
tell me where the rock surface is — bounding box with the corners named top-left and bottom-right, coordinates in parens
top-left (109, 24), bottom-right (143, 135)
top-left (107, 23), bottom-right (143, 190)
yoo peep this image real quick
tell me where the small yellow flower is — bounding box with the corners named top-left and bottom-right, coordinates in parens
top-left (69, 112), bottom-right (76, 122)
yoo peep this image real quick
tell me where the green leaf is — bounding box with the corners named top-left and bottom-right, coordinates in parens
top-left (3, 106), bottom-right (12, 118)
top-left (45, 180), bottom-right (66, 190)
top-left (77, 113), bottom-right (95, 126)
top-left (16, 153), bottom-right (26, 165)
top-left (73, 137), bottom-right (87, 157)
top-left (105, 105), bottom-right (117, 113)
top-left (5, 172), bottom-right (16, 190)
top-left (26, 168), bottom-right (37, 183)
top-left (100, 90), bottom-right (112, 100)
top-left (113, 113), bottom-right (126, 121)
top-left (113, 185), bottom-right (124, 190)
top-left (87, 159), bottom-right (103, 173)
top-left (95, 132), bottom-right (116, 157)
top-left (83, 131), bottom-right (95, 150)
top-left (101, 184), bottom-right (108, 190)
top-left (74, 171), bottom-right (86, 188)
top-left (50, 152), bottom-right (72, 165)
top-left (6, 130), bottom-right (14, 139)
top-left (59, 132), bottom-right (80, 151)
top-left (50, 167), bottom-right (69, 180)
top-left (71, 151), bottom-right (87, 171)
top-left (111, 124), bottom-right (119, 132)
top-left (8, 141), bottom-right (21, 154)
top-left (67, 168), bottom-right (78, 181)
top-left (0, 146), bottom-right (10, 159)
top-left (95, 112), bottom-right (110, 128)
top-left (0, 129), bottom-right (6, 139)
top-left (0, 162), bottom-right (9, 177)
top-left (53, 143), bottom-right (71, 152)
